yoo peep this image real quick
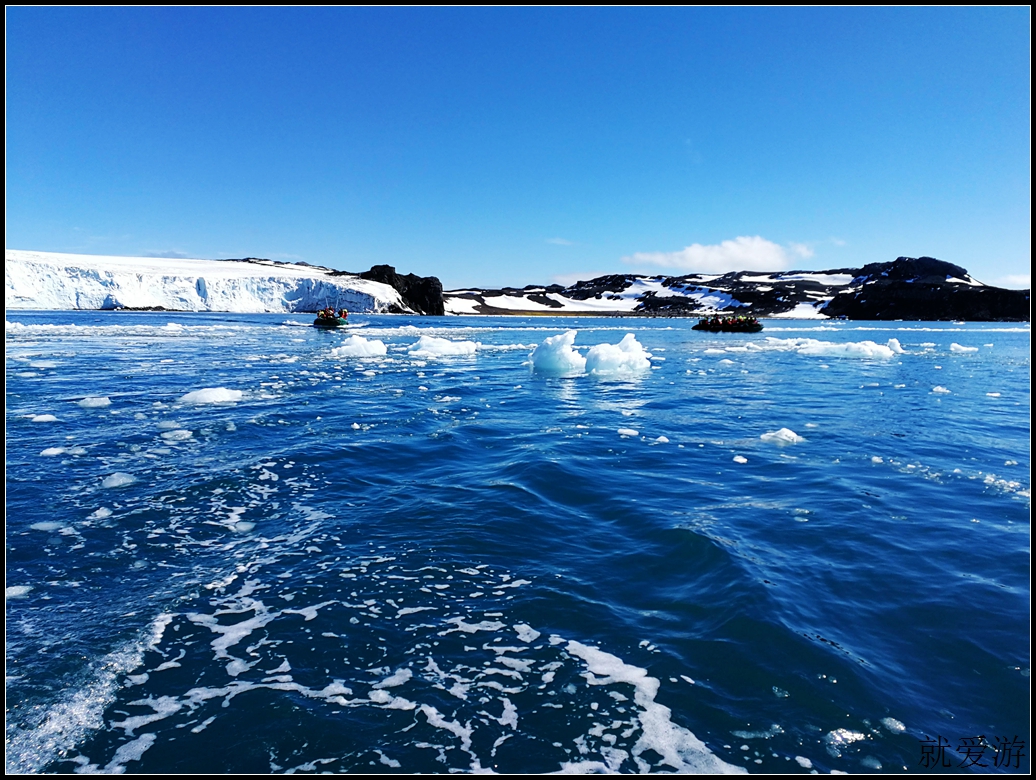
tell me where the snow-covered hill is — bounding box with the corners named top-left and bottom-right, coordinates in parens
top-left (5, 250), bottom-right (412, 313)
top-left (444, 257), bottom-right (1028, 321)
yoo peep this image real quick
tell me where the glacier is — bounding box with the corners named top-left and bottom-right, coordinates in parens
top-left (5, 250), bottom-right (412, 313)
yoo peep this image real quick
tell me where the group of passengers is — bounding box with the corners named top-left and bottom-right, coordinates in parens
top-left (700, 314), bottom-right (759, 328)
top-left (317, 306), bottom-right (348, 320)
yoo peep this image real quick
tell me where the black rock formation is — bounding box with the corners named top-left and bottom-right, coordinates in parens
top-left (354, 264), bottom-right (445, 316)
top-left (821, 257), bottom-right (1030, 321)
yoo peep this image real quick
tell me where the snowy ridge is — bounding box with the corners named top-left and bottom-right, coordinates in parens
top-left (5, 250), bottom-right (411, 313)
top-left (444, 257), bottom-right (1027, 321)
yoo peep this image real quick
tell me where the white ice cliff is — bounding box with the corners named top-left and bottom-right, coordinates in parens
top-left (5, 250), bottom-right (411, 313)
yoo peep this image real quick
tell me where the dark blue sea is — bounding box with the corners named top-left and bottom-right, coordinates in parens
top-left (5, 312), bottom-right (1030, 774)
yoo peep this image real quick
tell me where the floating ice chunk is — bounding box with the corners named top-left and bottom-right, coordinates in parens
top-left (618, 428), bottom-right (639, 437)
top-left (31, 414), bottom-right (58, 423)
top-left (655, 436), bottom-right (670, 444)
top-left (88, 507), bottom-right (112, 520)
top-left (30, 522), bottom-right (64, 532)
top-left (6, 586), bottom-right (33, 599)
top-left (180, 387), bottom-right (243, 404)
top-left (161, 429), bottom-right (193, 442)
top-left (880, 717), bottom-right (905, 733)
top-left (78, 397), bottom-right (111, 408)
top-left (871, 456), bottom-right (883, 464)
top-left (408, 335), bottom-right (479, 357)
top-left (703, 348), bottom-right (724, 355)
top-left (530, 331), bottom-right (586, 374)
top-left (986, 392), bottom-right (1001, 397)
top-left (102, 472), bottom-right (136, 488)
top-left (330, 336), bottom-right (387, 357)
top-left (950, 343), bottom-right (978, 353)
top-left (795, 756), bottom-right (812, 769)
top-left (585, 334), bottom-right (652, 375)
top-left (40, 447), bottom-right (66, 456)
top-left (233, 521), bottom-right (255, 533)
top-left (932, 386), bottom-right (950, 394)
top-left (886, 338), bottom-right (904, 354)
top-left (733, 455), bottom-right (748, 464)
top-left (760, 428), bottom-right (805, 445)
top-left (718, 358), bottom-right (735, 365)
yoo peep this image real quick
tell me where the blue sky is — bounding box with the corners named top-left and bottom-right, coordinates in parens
top-left (6, 7), bottom-right (1030, 289)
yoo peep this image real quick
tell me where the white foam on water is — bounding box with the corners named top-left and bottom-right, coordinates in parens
top-left (102, 473), bottom-right (137, 488)
top-left (950, 343), bottom-right (978, 353)
top-left (78, 397), bottom-right (112, 408)
top-left (824, 728), bottom-right (868, 758)
top-left (407, 335), bottom-right (479, 357)
top-left (373, 668), bottom-right (413, 689)
top-left (330, 336), bottom-right (388, 357)
top-left (932, 386), bottom-right (950, 394)
top-left (585, 334), bottom-right (652, 375)
top-left (760, 428), bottom-right (805, 445)
top-left (88, 507), bottom-right (113, 520)
top-left (514, 624), bottom-right (541, 643)
top-left (565, 641), bottom-right (744, 773)
top-left (529, 330), bottom-right (586, 374)
top-left (31, 414), bottom-right (59, 423)
top-left (179, 387), bottom-right (244, 404)
top-left (5, 613), bottom-right (174, 774)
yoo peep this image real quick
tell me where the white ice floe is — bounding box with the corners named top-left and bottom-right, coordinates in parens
top-left (330, 336), bottom-right (388, 357)
top-left (585, 334), bottom-right (652, 375)
top-left (986, 392), bottom-right (1001, 397)
top-left (760, 428), bottom-right (805, 445)
top-left (655, 436), bottom-right (670, 444)
top-left (618, 428), bottom-right (640, 437)
top-left (6, 586), bottom-right (33, 599)
top-left (40, 447), bottom-right (66, 457)
top-left (950, 343), bottom-right (978, 353)
top-left (745, 337), bottom-right (901, 359)
top-left (179, 387), bottom-right (244, 404)
top-left (160, 429), bottom-right (194, 442)
top-left (88, 507), bottom-right (112, 520)
top-left (102, 473), bottom-right (137, 488)
top-left (530, 331), bottom-right (652, 376)
top-left (78, 396), bottom-right (112, 408)
top-left (407, 335), bottom-right (479, 357)
top-left (733, 455), bottom-right (748, 464)
top-left (529, 331), bottom-right (586, 374)
top-left (31, 414), bottom-right (58, 423)
top-left (932, 386), bottom-right (950, 394)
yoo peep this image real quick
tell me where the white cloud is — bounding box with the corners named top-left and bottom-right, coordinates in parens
top-left (546, 237), bottom-right (575, 246)
top-left (788, 242), bottom-right (814, 259)
top-left (991, 273), bottom-right (1030, 289)
top-left (623, 236), bottom-right (797, 274)
top-left (830, 237), bottom-right (847, 247)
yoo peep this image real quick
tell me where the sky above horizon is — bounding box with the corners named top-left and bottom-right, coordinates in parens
top-left (6, 7), bottom-right (1031, 290)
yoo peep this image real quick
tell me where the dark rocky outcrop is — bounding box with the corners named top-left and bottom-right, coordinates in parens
top-left (354, 265), bottom-right (445, 316)
top-left (821, 257), bottom-right (1030, 321)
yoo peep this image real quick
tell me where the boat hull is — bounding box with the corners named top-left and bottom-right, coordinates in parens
top-left (313, 318), bottom-right (349, 329)
top-left (692, 322), bottom-right (763, 333)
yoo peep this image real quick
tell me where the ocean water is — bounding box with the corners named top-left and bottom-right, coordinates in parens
top-left (5, 312), bottom-right (1030, 774)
